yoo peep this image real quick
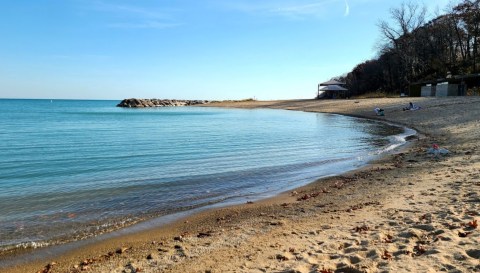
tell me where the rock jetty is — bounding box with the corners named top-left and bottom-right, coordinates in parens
top-left (116, 98), bottom-right (209, 108)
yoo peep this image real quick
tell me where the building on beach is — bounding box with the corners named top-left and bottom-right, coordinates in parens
top-left (410, 73), bottom-right (480, 97)
top-left (317, 80), bottom-right (349, 99)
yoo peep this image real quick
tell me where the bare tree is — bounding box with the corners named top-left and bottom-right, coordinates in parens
top-left (453, 0), bottom-right (480, 73)
top-left (377, 1), bottom-right (428, 47)
top-left (377, 1), bottom-right (428, 91)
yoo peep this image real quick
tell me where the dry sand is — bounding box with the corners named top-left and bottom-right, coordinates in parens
top-left (4, 97), bottom-right (480, 273)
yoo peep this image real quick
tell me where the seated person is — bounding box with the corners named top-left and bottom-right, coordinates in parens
top-left (374, 107), bottom-right (385, 116)
top-left (403, 102), bottom-right (421, 111)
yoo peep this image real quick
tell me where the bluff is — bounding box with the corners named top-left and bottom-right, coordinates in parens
top-left (117, 98), bottom-right (209, 108)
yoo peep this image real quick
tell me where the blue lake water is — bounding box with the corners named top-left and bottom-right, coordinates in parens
top-left (0, 99), bottom-right (410, 251)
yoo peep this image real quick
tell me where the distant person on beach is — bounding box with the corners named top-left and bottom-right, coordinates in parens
top-left (403, 102), bottom-right (421, 111)
top-left (374, 108), bottom-right (384, 116)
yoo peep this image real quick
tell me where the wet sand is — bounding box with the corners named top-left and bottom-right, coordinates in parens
top-left (4, 97), bottom-right (480, 273)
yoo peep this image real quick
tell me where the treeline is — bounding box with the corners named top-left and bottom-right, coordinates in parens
top-left (337, 0), bottom-right (480, 96)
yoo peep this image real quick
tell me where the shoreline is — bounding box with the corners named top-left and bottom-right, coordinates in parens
top-left (0, 108), bottom-right (407, 258)
top-left (4, 97), bottom-right (480, 273)
top-left (1, 108), bottom-right (411, 267)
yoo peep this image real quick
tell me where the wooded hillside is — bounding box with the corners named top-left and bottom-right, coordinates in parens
top-left (338, 0), bottom-right (479, 96)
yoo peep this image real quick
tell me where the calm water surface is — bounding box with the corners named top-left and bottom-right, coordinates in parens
top-left (0, 99), bottom-right (410, 251)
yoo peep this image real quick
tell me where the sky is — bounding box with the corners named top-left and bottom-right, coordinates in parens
top-left (0, 0), bottom-right (452, 100)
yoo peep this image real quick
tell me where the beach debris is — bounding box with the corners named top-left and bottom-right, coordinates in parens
top-left (124, 262), bottom-right (142, 273)
top-left (419, 214), bottom-right (428, 220)
top-left (173, 236), bottom-right (184, 242)
top-left (382, 234), bottom-right (394, 243)
top-left (77, 257), bottom-right (98, 271)
top-left (100, 252), bottom-right (113, 260)
top-left (458, 231), bottom-right (472, 237)
top-left (36, 262), bottom-right (57, 273)
top-left (467, 219), bottom-right (478, 229)
top-left (381, 250), bottom-right (393, 260)
top-left (353, 225), bottom-right (370, 233)
top-left (116, 247), bottom-right (130, 254)
top-left (246, 201), bottom-right (254, 204)
top-left (270, 242), bottom-right (283, 248)
top-left (298, 194), bottom-right (313, 201)
top-left (346, 201), bottom-right (380, 212)
top-left (297, 189), bottom-right (331, 201)
top-left (275, 253), bottom-right (290, 261)
top-left (318, 267), bottom-right (334, 273)
top-left (413, 245), bottom-right (427, 256)
top-left (427, 144), bottom-right (449, 157)
top-left (433, 235), bottom-right (448, 242)
top-left (81, 259), bottom-right (90, 265)
top-left (298, 193), bottom-right (316, 201)
top-left (333, 181), bottom-right (344, 189)
top-left (345, 203), bottom-right (369, 212)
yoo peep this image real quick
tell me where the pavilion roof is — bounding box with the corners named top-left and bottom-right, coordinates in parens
top-left (319, 84), bottom-right (348, 91)
top-left (319, 80), bottom-right (346, 86)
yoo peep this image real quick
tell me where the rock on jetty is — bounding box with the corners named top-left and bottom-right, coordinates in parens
top-left (116, 98), bottom-right (209, 108)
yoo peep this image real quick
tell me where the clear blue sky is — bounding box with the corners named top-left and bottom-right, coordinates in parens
top-left (0, 0), bottom-right (450, 100)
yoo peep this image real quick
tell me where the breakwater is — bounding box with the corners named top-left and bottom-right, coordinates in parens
top-left (117, 98), bottom-right (209, 108)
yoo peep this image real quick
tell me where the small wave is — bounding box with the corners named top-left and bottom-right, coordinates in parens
top-left (372, 125), bottom-right (416, 155)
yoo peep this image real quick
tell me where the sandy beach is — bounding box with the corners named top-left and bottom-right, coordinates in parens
top-left (4, 97), bottom-right (480, 273)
